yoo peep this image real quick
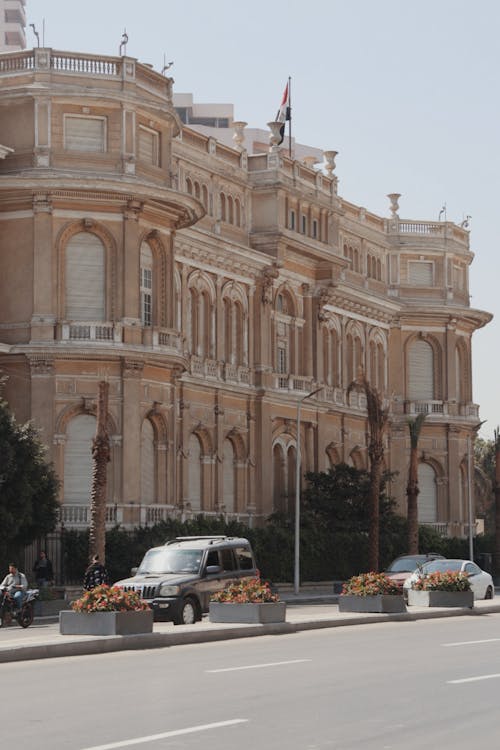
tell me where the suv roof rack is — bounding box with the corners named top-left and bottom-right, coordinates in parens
top-left (165, 536), bottom-right (229, 545)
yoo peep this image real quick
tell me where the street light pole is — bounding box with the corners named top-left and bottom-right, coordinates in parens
top-left (294, 386), bottom-right (322, 595)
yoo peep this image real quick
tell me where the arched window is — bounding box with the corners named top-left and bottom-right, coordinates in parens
top-left (140, 242), bottom-right (153, 327)
top-left (140, 419), bottom-right (155, 504)
top-left (223, 440), bottom-right (235, 513)
top-left (220, 193), bottom-right (226, 222)
top-left (65, 232), bottom-right (105, 321)
top-left (228, 195), bottom-right (234, 225)
top-left (235, 198), bottom-right (241, 227)
top-left (408, 340), bottom-right (434, 400)
top-left (194, 181), bottom-right (200, 200)
top-left (186, 177), bottom-right (193, 195)
top-left (417, 463), bottom-right (437, 522)
top-left (287, 445), bottom-right (297, 514)
top-left (64, 414), bottom-right (96, 504)
top-left (273, 443), bottom-right (285, 513)
top-left (201, 184), bottom-right (209, 211)
top-left (188, 434), bottom-right (202, 511)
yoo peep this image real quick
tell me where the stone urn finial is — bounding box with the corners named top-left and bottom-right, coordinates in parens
top-left (232, 121), bottom-right (247, 151)
top-left (387, 193), bottom-right (401, 218)
top-left (268, 121), bottom-right (283, 152)
top-left (323, 150), bottom-right (338, 176)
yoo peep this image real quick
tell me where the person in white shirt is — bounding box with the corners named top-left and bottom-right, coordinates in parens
top-left (0, 563), bottom-right (28, 612)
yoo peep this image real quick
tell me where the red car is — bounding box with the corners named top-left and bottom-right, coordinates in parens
top-left (385, 553), bottom-right (445, 594)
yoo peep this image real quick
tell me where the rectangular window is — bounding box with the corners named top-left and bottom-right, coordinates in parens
top-left (138, 126), bottom-right (160, 166)
top-left (408, 261), bottom-right (433, 286)
top-left (220, 549), bottom-right (236, 572)
top-left (277, 344), bottom-right (288, 374)
top-left (312, 219), bottom-right (318, 239)
top-left (289, 210), bottom-right (296, 230)
top-left (235, 547), bottom-right (254, 570)
top-left (141, 292), bottom-right (152, 326)
top-left (301, 215), bottom-right (307, 234)
top-left (64, 115), bottom-right (106, 153)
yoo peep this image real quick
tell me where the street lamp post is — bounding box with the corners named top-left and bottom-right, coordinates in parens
top-left (294, 387), bottom-right (322, 595)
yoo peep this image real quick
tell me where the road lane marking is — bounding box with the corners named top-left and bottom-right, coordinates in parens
top-left (80, 720), bottom-right (248, 749)
top-left (443, 638), bottom-right (500, 647)
top-left (206, 658), bottom-right (311, 673)
top-left (448, 673), bottom-right (500, 684)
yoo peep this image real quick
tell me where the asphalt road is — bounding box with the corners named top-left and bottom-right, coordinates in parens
top-left (3, 614), bottom-right (500, 749)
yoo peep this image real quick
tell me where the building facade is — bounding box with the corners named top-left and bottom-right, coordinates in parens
top-left (0, 0), bottom-right (26, 53)
top-left (0, 47), bottom-right (491, 536)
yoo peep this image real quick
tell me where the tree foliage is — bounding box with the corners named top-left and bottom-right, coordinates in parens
top-left (0, 399), bottom-right (59, 564)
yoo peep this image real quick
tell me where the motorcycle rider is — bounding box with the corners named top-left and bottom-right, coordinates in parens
top-left (0, 563), bottom-right (28, 612)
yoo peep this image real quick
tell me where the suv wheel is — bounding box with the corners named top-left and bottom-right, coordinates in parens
top-left (174, 597), bottom-right (198, 626)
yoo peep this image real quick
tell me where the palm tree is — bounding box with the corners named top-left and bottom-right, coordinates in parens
top-left (347, 369), bottom-right (389, 572)
top-left (89, 381), bottom-right (110, 563)
top-left (406, 413), bottom-right (426, 555)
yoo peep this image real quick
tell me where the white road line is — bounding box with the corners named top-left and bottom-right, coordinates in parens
top-left (79, 719), bottom-right (248, 750)
top-left (448, 673), bottom-right (500, 684)
top-left (206, 658), bottom-right (311, 673)
top-left (443, 638), bottom-right (500, 647)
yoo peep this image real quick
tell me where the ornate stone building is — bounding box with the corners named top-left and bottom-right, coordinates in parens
top-left (0, 47), bottom-right (491, 536)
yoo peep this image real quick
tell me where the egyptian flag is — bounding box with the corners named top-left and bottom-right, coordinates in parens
top-left (276, 81), bottom-right (290, 145)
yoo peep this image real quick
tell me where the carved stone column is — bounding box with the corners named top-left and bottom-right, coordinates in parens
top-left (121, 358), bottom-right (143, 503)
top-left (122, 200), bottom-right (143, 344)
top-left (32, 194), bottom-right (56, 341)
top-left (28, 356), bottom-right (55, 456)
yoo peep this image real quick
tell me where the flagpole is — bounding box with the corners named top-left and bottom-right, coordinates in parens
top-left (288, 76), bottom-right (292, 159)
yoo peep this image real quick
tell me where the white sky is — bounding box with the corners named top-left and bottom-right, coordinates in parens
top-left (28, 0), bottom-right (500, 438)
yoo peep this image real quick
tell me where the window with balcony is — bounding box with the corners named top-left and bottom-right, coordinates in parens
top-left (64, 115), bottom-right (106, 153)
top-left (408, 339), bottom-right (434, 400)
top-left (140, 243), bottom-right (153, 327)
top-left (417, 463), bottom-right (437, 523)
top-left (65, 232), bottom-right (105, 321)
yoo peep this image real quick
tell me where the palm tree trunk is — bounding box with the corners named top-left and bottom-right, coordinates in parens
top-left (89, 381), bottom-right (110, 563)
top-left (407, 446), bottom-right (419, 555)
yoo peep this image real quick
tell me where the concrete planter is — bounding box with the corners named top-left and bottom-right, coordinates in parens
top-left (338, 594), bottom-right (407, 613)
top-left (407, 590), bottom-right (474, 608)
top-left (59, 610), bottom-right (154, 635)
top-left (209, 601), bottom-right (286, 623)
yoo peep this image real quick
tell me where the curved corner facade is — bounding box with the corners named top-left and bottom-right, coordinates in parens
top-left (0, 48), bottom-right (491, 536)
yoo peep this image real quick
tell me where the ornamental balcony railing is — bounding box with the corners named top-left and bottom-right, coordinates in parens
top-left (61, 322), bottom-right (123, 343)
top-left (0, 48), bottom-right (173, 103)
top-left (273, 373), bottom-right (315, 393)
top-left (58, 503), bottom-right (259, 529)
top-left (404, 400), bottom-right (446, 416)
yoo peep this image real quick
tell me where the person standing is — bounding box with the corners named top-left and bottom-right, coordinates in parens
top-left (0, 563), bottom-right (28, 611)
top-left (33, 551), bottom-right (54, 587)
top-left (83, 554), bottom-right (109, 591)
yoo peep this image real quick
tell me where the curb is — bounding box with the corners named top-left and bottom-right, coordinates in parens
top-left (3, 602), bottom-right (500, 664)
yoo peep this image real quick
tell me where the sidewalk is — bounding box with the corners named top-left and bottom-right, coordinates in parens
top-left (2, 593), bottom-right (500, 665)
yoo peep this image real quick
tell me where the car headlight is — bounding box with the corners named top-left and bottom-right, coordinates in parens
top-left (159, 584), bottom-right (180, 596)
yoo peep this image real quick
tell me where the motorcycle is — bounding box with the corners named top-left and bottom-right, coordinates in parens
top-left (0, 588), bottom-right (39, 628)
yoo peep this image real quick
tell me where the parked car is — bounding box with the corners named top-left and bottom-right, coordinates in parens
top-left (403, 558), bottom-right (494, 600)
top-left (385, 553), bottom-right (445, 594)
top-left (113, 536), bottom-right (257, 625)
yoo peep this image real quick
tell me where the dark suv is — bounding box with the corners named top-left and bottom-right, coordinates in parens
top-left (114, 536), bottom-right (257, 625)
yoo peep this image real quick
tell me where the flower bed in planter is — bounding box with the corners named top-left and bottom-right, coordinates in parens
top-left (59, 585), bottom-right (153, 635)
top-left (208, 574), bottom-right (286, 623)
top-left (338, 572), bottom-right (406, 613)
top-left (407, 570), bottom-right (474, 609)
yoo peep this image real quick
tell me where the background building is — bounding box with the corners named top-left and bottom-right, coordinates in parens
top-left (0, 47), bottom-right (491, 539)
top-left (0, 0), bottom-right (26, 53)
